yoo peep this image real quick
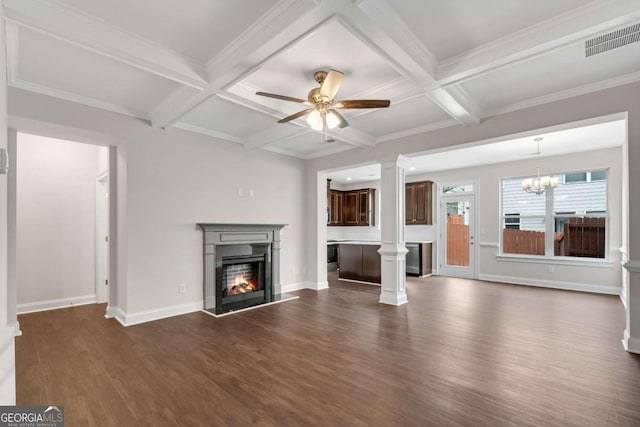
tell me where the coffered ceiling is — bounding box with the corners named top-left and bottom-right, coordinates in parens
top-left (4, 0), bottom-right (640, 159)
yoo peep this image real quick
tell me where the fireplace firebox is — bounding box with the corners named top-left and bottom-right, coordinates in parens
top-left (216, 243), bottom-right (271, 312)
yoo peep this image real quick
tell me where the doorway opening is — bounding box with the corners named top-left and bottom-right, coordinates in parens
top-left (13, 132), bottom-right (110, 316)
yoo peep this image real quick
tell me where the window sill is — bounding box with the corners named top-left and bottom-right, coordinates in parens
top-left (496, 254), bottom-right (613, 268)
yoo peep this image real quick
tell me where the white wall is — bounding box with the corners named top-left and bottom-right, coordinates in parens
top-left (16, 133), bottom-right (106, 310)
top-left (125, 127), bottom-right (307, 313)
top-left (8, 88), bottom-right (309, 320)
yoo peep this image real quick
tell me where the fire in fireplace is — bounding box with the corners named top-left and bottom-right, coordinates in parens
top-left (223, 263), bottom-right (260, 296)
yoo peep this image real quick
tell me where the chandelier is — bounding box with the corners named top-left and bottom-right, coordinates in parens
top-left (521, 137), bottom-right (559, 195)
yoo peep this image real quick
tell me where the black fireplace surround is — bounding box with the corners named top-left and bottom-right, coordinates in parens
top-left (198, 223), bottom-right (286, 315)
top-left (216, 243), bottom-right (271, 312)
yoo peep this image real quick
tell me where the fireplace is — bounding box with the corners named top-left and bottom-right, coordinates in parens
top-left (216, 243), bottom-right (271, 312)
top-left (198, 223), bottom-right (295, 316)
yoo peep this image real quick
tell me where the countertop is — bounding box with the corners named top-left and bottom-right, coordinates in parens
top-left (328, 240), bottom-right (433, 245)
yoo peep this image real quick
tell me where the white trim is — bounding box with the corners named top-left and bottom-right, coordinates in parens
top-left (17, 294), bottom-right (97, 314)
top-left (478, 273), bottom-right (620, 295)
top-left (104, 305), bottom-right (117, 319)
top-left (376, 119), bottom-right (458, 144)
top-left (281, 282), bottom-right (307, 293)
top-left (308, 280), bottom-right (329, 290)
top-left (623, 329), bottom-right (640, 354)
top-left (620, 287), bottom-right (627, 310)
top-left (116, 302), bottom-right (202, 327)
top-left (111, 307), bottom-right (127, 327)
top-left (497, 254), bottom-right (614, 268)
top-left (479, 242), bottom-right (499, 248)
top-left (13, 321), bottom-right (21, 337)
top-left (623, 259), bottom-right (640, 272)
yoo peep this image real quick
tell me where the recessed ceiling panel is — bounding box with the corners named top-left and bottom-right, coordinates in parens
top-left (56, 0), bottom-right (279, 62)
top-left (347, 95), bottom-right (451, 137)
top-left (386, 0), bottom-right (586, 60)
top-left (181, 97), bottom-right (278, 138)
top-left (266, 131), bottom-right (354, 158)
top-left (16, 27), bottom-right (179, 116)
top-left (460, 39), bottom-right (640, 114)
top-left (240, 20), bottom-right (406, 101)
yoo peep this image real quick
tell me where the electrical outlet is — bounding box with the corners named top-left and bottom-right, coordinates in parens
top-left (178, 283), bottom-right (186, 294)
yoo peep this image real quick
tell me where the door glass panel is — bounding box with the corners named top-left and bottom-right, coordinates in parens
top-left (446, 201), bottom-right (470, 266)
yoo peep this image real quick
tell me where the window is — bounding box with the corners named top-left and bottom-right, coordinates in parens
top-left (442, 184), bottom-right (473, 194)
top-left (501, 169), bottom-right (607, 259)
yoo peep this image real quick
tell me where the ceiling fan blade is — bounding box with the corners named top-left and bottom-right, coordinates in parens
top-left (334, 99), bottom-right (390, 109)
top-left (277, 109), bottom-right (314, 123)
top-left (320, 70), bottom-right (344, 100)
top-left (329, 110), bottom-right (349, 128)
top-left (256, 92), bottom-right (309, 104)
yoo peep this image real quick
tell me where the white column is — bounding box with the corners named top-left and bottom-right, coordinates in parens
top-left (377, 155), bottom-right (409, 306)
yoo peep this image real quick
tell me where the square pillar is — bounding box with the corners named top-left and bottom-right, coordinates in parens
top-left (377, 155), bottom-right (410, 306)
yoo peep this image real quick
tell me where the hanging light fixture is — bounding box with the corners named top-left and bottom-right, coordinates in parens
top-left (521, 137), bottom-right (559, 195)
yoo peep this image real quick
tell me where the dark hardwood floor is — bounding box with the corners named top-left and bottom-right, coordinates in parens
top-left (17, 273), bottom-right (640, 426)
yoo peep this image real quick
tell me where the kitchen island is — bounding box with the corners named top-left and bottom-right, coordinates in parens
top-left (338, 241), bottom-right (381, 284)
top-left (332, 240), bottom-right (433, 284)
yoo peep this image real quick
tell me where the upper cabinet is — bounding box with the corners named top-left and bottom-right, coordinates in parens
top-left (328, 190), bottom-right (343, 225)
top-left (327, 184), bottom-right (375, 227)
top-left (406, 181), bottom-right (433, 225)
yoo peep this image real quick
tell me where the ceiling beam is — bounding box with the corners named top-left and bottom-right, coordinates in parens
top-left (3, 0), bottom-right (209, 89)
top-left (342, 0), bottom-right (481, 126)
top-left (148, 0), bottom-right (339, 129)
top-left (436, 0), bottom-right (640, 86)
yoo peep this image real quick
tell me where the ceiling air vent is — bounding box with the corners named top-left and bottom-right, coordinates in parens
top-left (585, 23), bottom-right (640, 57)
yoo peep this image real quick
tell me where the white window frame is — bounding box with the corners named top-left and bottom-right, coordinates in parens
top-left (499, 169), bottom-right (610, 264)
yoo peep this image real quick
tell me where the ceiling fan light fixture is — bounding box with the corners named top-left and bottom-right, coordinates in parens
top-left (306, 110), bottom-right (323, 130)
top-left (326, 111), bottom-right (340, 129)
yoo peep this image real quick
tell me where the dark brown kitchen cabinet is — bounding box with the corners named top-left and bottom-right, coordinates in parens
top-left (338, 243), bottom-right (381, 283)
top-left (328, 187), bottom-right (375, 226)
top-left (328, 190), bottom-right (343, 225)
top-left (406, 181), bottom-right (433, 225)
top-left (343, 191), bottom-right (359, 225)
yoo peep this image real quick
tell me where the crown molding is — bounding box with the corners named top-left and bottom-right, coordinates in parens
top-left (437, 0), bottom-right (640, 85)
top-left (4, 0), bottom-right (209, 89)
top-left (623, 260), bottom-right (640, 273)
top-left (5, 21), bottom-right (19, 85)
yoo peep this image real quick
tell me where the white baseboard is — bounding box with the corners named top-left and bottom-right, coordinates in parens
top-left (623, 329), bottom-right (640, 354)
top-left (282, 281), bottom-right (329, 292)
top-left (478, 274), bottom-right (620, 295)
top-left (13, 321), bottom-right (21, 337)
top-left (281, 282), bottom-right (308, 293)
top-left (309, 280), bottom-right (329, 290)
top-left (17, 294), bottom-right (97, 314)
top-left (620, 288), bottom-right (628, 310)
top-left (113, 301), bottom-right (202, 327)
